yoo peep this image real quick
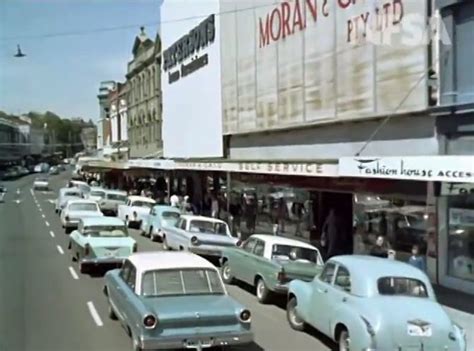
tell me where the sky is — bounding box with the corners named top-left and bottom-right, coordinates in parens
top-left (0, 0), bottom-right (162, 121)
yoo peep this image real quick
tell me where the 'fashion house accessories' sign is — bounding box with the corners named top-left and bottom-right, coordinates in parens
top-left (339, 156), bottom-right (474, 182)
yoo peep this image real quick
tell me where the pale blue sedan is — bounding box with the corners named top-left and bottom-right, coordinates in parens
top-left (287, 255), bottom-right (466, 351)
top-left (68, 217), bottom-right (137, 274)
top-left (140, 205), bottom-right (181, 241)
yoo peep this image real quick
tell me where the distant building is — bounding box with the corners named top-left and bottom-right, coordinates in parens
top-left (0, 117), bottom-right (22, 165)
top-left (108, 82), bottom-right (128, 161)
top-left (97, 80), bottom-right (115, 151)
top-left (80, 127), bottom-right (97, 153)
top-left (126, 27), bottom-right (163, 158)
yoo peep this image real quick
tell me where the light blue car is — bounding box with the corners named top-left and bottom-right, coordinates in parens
top-left (140, 205), bottom-right (181, 242)
top-left (68, 217), bottom-right (137, 274)
top-left (287, 255), bottom-right (466, 351)
top-left (104, 251), bottom-right (254, 350)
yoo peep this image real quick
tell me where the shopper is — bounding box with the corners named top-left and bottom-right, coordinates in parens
top-left (408, 245), bottom-right (426, 272)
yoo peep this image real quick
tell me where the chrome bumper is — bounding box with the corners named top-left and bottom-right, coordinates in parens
top-left (79, 257), bottom-right (125, 268)
top-left (189, 247), bottom-right (223, 257)
top-left (139, 331), bottom-right (254, 350)
top-left (64, 220), bottom-right (79, 228)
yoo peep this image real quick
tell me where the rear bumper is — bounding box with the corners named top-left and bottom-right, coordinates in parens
top-left (189, 247), bottom-right (223, 257)
top-left (79, 257), bottom-right (125, 270)
top-left (139, 330), bottom-right (254, 350)
top-left (64, 220), bottom-right (79, 229)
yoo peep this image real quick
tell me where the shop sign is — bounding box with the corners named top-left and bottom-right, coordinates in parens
top-left (127, 159), bottom-right (175, 170)
top-left (339, 156), bottom-right (474, 182)
top-left (237, 162), bottom-right (337, 177)
top-left (175, 162), bottom-right (236, 172)
top-left (441, 183), bottom-right (474, 196)
top-left (449, 208), bottom-right (474, 227)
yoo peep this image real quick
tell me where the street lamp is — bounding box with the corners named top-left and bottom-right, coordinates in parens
top-left (14, 44), bottom-right (26, 58)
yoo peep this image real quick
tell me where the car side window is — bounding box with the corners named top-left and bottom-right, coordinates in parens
top-left (120, 260), bottom-right (132, 282)
top-left (319, 262), bottom-right (336, 285)
top-left (175, 219), bottom-right (182, 228)
top-left (253, 240), bottom-right (265, 257)
top-left (334, 265), bottom-right (351, 293)
top-left (180, 220), bottom-right (187, 230)
top-left (127, 266), bottom-right (137, 291)
top-left (242, 238), bottom-right (257, 253)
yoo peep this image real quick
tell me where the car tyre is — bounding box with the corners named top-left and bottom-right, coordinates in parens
top-left (221, 261), bottom-right (235, 284)
top-left (107, 299), bottom-right (117, 320)
top-left (162, 236), bottom-right (170, 250)
top-left (338, 328), bottom-right (350, 351)
top-left (147, 226), bottom-right (153, 239)
top-left (65, 227), bottom-right (72, 234)
top-left (255, 277), bottom-right (271, 304)
top-left (287, 297), bottom-right (305, 331)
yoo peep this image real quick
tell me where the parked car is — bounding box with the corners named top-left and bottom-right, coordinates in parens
top-left (117, 196), bottom-right (156, 229)
top-left (140, 205), bottom-right (181, 241)
top-left (55, 187), bottom-right (83, 214)
top-left (286, 255), bottom-right (467, 351)
top-left (68, 217), bottom-right (137, 274)
top-left (60, 199), bottom-right (103, 234)
top-left (87, 187), bottom-right (106, 202)
top-left (33, 177), bottom-right (49, 191)
top-left (221, 235), bottom-right (324, 303)
top-left (162, 215), bottom-right (239, 256)
top-left (104, 251), bottom-right (254, 350)
top-left (98, 189), bottom-right (128, 216)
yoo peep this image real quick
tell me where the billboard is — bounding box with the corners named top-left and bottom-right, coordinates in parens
top-left (220, 0), bottom-right (428, 134)
top-left (162, 0), bottom-right (223, 158)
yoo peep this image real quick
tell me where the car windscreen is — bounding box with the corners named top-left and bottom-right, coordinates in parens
top-left (83, 225), bottom-right (127, 237)
top-left (377, 277), bottom-right (428, 298)
top-left (90, 191), bottom-right (105, 198)
top-left (106, 194), bottom-right (127, 201)
top-left (189, 220), bottom-right (230, 236)
top-left (131, 201), bottom-right (154, 208)
top-left (69, 203), bottom-right (98, 212)
top-left (37, 178), bottom-right (48, 182)
top-left (271, 244), bottom-right (319, 263)
top-left (65, 191), bottom-right (81, 197)
top-left (141, 268), bottom-right (225, 297)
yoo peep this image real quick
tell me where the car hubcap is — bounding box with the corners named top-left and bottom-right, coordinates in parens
top-left (223, 265), bottom-right (231, 280)
top-left (257, 281), bottom-right (264, 298)
top-left (289, 301), bottom-right (303, 326)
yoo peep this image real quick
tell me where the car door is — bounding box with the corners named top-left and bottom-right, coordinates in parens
top-left (233, 238), bottom-right (257, 284)
top-left (309, 262), bottom-right (337, 336)
top-left (109, 260), bottom-right (131, 323)
top-left (244, 239), bottom-right (267, 284)
top-left (329, 264), bottom-right (352, 330)
top-left (143, 207), bottom-right (155, 233)
top-left (122, 265), bottom-right (138, 330)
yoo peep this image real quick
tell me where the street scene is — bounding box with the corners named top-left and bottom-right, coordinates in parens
top-left (1, 0), bottom-right (474, 350)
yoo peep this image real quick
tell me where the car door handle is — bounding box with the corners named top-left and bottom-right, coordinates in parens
top-left (342, 297), bottom-right (347, 302)
top-left (317, 288), bottom-right (328, 293)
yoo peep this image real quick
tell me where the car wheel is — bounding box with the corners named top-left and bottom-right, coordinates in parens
top-left (162, 236), bottom-right (170, 250)
top-left (221, 261), bottom-right (235, 284)
top-left (255, 278), bottom-right (270, 304)
top-left (65, 227), bottom-right (72, 234)
top-left (287, 297), bottom-right (305, 331)
top-left (108, 299), bottom-right (117, 320)
top-left (338, 328), bottom-right (350, 351)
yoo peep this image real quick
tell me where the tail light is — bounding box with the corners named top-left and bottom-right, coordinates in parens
top-left (190, 236), bottom-right (200, 246)
top-left (133, 243), bottom-right (138, 252)
top-left (84, 244), bottom-right (91, 256)
top-left (277, 269), bottom-right (287, 283)
top-left (239, 309), bottom-right (251, 323)
top-left (143, 314), bottom-right (157, 329)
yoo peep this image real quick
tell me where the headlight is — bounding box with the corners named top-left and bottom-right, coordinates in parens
top-left (190, 236), bottom-right (200, 246)
top-left (143, 314), bottom-right (158, 329)
top-left (239, 309), bottom-right (251, 323)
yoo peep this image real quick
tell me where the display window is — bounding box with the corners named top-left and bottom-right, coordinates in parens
top-left (447, 195), bottom-right (474, 282)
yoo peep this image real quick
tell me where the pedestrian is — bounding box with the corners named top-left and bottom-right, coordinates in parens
top-left (292, 201), bottom-right (305, 237)
top-left (321, 209), bottom-right (345, 259)
top-left (170, 194), bottom-right (179, 208)
top-left (211, 193), bottom-right (219, 218)
top-left (408, 245), bottom-right (426, 272)
top-left (369, 236), bottom-right (390, 258)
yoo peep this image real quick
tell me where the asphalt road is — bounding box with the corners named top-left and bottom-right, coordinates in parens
top-left (0, 172), bottom-right (334, 351)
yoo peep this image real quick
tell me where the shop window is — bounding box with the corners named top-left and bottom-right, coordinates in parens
top-left (447, 195), bottom-right (474, 282)
top-left (353, 193), bottom-right (435, 262)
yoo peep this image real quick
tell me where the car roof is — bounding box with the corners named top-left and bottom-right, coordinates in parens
top-left (90, 187), bottom-right (105, 192)
top-left (71, 180), bottom-right (88, 185)
top-left (60, 187), bottom-right (81, 194)
top-left (153, 204), bottom-right (181, 212)
top-left (80, 217), bottom-right (124, 227)
top-left (105, 189), bottom-right (127, 195)
top-left (128, 196), bottom-right (155, 203)
top-left (250, 234), bottom-right (317, 250)
top-left (328, 255), bottom-right (432, 297)
top-left (129, 252), bottom-right (215, 273)
top-left (181, 215), bottom-right (226, 224)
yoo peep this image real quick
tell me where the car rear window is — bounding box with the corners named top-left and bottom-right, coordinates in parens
top-left (131, 201), bottom-right (154, 208)
top-left (271, 244), bottom-right (320, 264)
top-left (377, 277), bottom-right (428, 298)
top-left (106, 194), bottom-right (127, 201)
top-left (162, 211), bottom-right (180, 221)
top-left (141, 269), bottom-right (224, 297)
top-left (90, 191), bottom-right (105, 198)
top-left (65, 191), bottom-right (81, 197)
top-left (189, 220), bottom-right (229, 236)
top-left (69, 203), bottom-right (98, 212)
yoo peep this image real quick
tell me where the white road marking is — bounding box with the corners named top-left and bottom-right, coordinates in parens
top-left (68, 266), bottom-right (79, 280)
top-left (39, 207), bottom-right (43, 212)
top-left (16, 189), bottom-right (20, 194)
top-left (15, 199), bottom-right (21, 204)
top-left (45, 221), bottom-right (50, 227)
top-left (49, 231), bottom-right (55, 238)
top-left (41, 214), bottom-right (45, 219)
top-left (47, 199), bottom-right (56, 204)
top-left (30, 189), bottom-right (34, 196)
top-left (87, 302), bottom-right (104, 327)
top-left (56, 245), bottom-right (64, 255)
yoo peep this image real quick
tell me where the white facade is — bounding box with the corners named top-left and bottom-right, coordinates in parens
top-left (110, 104), bottom-right (119, 144)
top-left (96, 119), bottom-right (104, 150)
top-left (119, 98), bottom-right (128, 142)
top-left (161, 0), bottom-right (223, 158)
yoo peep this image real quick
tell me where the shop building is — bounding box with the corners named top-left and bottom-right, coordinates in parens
top-left (126, 27), bottom-right (163, 159)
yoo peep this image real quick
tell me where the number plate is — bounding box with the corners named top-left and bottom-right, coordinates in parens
top-left (407, 324), bottom-right (432, 337)
top-left (104, 250), bottom-right (117, 257)
top-left (185, 339), bottom-right (213, 348)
